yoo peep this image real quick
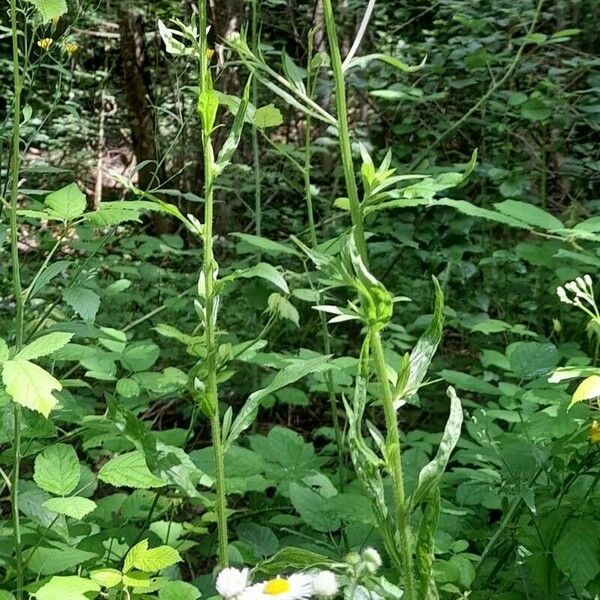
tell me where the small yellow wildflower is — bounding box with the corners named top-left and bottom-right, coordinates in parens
top-left (64, 42), bottom-right (80, 56)
top-left (207, 48), bottom-right (214, 60)
top-left (588, 420), bottom-right (600, 444)
top-left (37, 38), bottom-right (54, 51)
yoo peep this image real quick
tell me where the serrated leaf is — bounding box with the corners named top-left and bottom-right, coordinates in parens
top-left (553, 519), bottom-right (600, 588)
top-left (42, 496), bottom-right (96, 519)
top-left (34, 576), bottom-right (99, 600)
top-left (45, 183), bottom-right (87, 221)
top-left (27, 543), bottom-right (98, 576)
top-left (98, 451), bottom-right (165, 489)
top-left (26, 0), bottom-right (68, 23)
top-left (16, 332), bottom-right (74, 361)
top-left (123, 539), bottom-right (182, 573)
top-left (63, 287), bottom-right (101, 321)
top-left (3, 359), bottom-right (62, 417)
top-left (34, 444), bottom-right (80, 495)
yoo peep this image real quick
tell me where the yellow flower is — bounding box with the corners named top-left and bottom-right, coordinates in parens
top-left (37, 38), bottom-right (54, 51)
top-left (588, 420), bottom-right (600, 444)
top-left (64, 42), bottom-right (80, 56)
top-left (207, 48), bottom-right (214, 59)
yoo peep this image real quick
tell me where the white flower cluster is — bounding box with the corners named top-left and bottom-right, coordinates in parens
top-left (216, 568), bottom-right (339, 600)
top-left (557, 275), bottom-right (599, 319)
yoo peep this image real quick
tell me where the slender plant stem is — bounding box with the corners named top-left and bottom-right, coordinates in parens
top-left (251, 0), bottom-right (262, 237)
top-left (322, 0), bottom-right (368, 264)
top-left (9, 0), bottom-right (25, 597)
top-left (199, 0), bottom-right (228, 568)
top-left (302, 38), bottom-right (345, 492)
top-left (371, 331), bottom-right (415, 599)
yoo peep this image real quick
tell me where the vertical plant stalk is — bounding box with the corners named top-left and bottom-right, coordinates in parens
top-left (322, 1), bottom-right (416, 596)
top-left (302, 38), bottom-right (345, 492)
top-left (251, 0), bottom-right (262, 237)
top-left (9, 0), bottom-right (25, 597)
top-left (199, 0), bottom-right (228, 568)
top-left (321, 0), bottom-right (368, 263)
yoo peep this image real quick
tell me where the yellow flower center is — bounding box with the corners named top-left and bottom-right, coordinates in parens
top-left (264, 578), bottom-right (290, 595)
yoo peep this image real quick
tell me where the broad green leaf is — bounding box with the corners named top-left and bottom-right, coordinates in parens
top-left (345, 53), bottom-right (423, 73)
top-left (289, 483), bottom-right (340, 532)
top-left (63, 287), bottom-right (101, 321)
top-left (123, 539), bottom-right (182, 573)
top-left (121, 342), bottom-right (160, 372)
top-left (398, 276), bottom-right (444, 404)
top-left (26, 0), bottom-right (68, 23)
top-left (411, 387), bottom-right (463, 508)
top-left (27, 543), bottom-right (97, 576)
top-left (16, 332), bottom-right (73, 361)
top-left (507, 341), bottom-right (559, 379)
top-left (227, 262), bottom-right (289, 294)
top-left (0, 339), bottom-right (8, 364)
top-left (43, 496), bottom-right (96, 520)
top-left (34, 444), bottom-right (80, 495)
top-left (29, 260), bottom-right (71, 298)
top-left (521, 97), bottom-right (552, 121)
top-left (236, 522), bottom-right (279, 558)
top-left (439, 369), bottom-right (501, 395)
top-left (34, 576), bottom-right (99, 600)
top-left (90, 569), bottom-right (122, 588)
top-left (225, 355), bottom-right (332, 450)
top-left (494, 200), bottom-right (563, 231)
top-left (45, 183), bottom-right (87, 221)
top-left (549, 366), bottom-right (600, 383)
top-left (159, 581), bottom-right (201, 600)
top-left (553, 518), bottom-right (600, 588)
top-left (3, 359), bottom-right (63, 417)
top-left (569, 375), bottom-right (600, 408)
top-left (98, 451), bottom-right (165, 489)
top-left (233, 233), bottom-right (301, 256)
top-left (254, 104), bottom-right (284, 129)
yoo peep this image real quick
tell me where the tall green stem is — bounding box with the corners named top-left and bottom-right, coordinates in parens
top-left (322, 0), bottom-right (367, 264)
top-left (303, 41), bottom-right (345, 492)
top-left (199, 0), bottom-right (228, 568)
top-left (322, 2), bottom-right (416, 595)
top-left (9, 0), bottom-right (25, 597)
top-left (251, 0), bottom-right (262, 237)
top-left (371, 332), bottom-right (415, 598)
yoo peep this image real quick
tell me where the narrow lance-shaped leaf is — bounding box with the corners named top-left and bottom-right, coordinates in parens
top-left (416, 487), bottom-right (441, 600)
top-left (225, 355), bottom-right (333, 450)
top-left (395, 276), bottom-right (444, 407)
top-left (410, 387), bottom-right (463, 509)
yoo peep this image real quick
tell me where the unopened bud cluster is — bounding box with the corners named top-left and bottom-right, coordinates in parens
top-left (557, 275), bottom-right (599, 318)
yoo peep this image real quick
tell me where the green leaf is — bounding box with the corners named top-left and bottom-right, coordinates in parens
top-left (226, 355), bottom-right (332, 449)
top-left (34, 576), bottom-right (100, 600)
top-left (42, 496), bottom-right (96, 519)
top-left (507, 341), bottom-right (559, 379)
top-left (98, 451), bottom-right (165, 489)
top-left (27, 542), bottom-right (98, 576)
top-left (63, 287), bottom-right (101, 321)
top-left (439, 369), bottom-right (501, 395)
top-left (3, 359), bottom-right (63, 417)
top-left (254, 547), bottom-right (328, 577)
top-left (29, 260), bottom-right (71, 298)
top-left (16, 332), bottom-right (74, 361)
top-left (411, 387), bottom-right (463, 508)
top-left (34, 444), bottom-right (80, 495)
top-left (45, 183), bottom-right (87, 221)
top-left (553, 519), bottom-right (600, 588)
top-left (121, 342), bottom-right (160, 372)
top-left (254, 104), bottom-right (284, 129)
top-left (90, 568), bottom-right (122, 588)
top-left (493, 200), bottom-right (563, 230)
top-left (233, 233), bottom-right (300, 256)
top-left (289, 482), bottom-right (340, 532)
top-left (236, 522), bottom-right (279, 558)
top-left (521, 97), bottom-right (552, 121)
top-left (123, 539), bottom-right (182, 573)
top-left (0, 339), bottom-right (8, 364)
top-left (227, 262), bottom-right (289, 294)
top-left (570, 375), bottom-right (600, 408)
top-left (158, 581), bottom-right (201, 600)
top-left (26, 0), bottom-right (68, 23)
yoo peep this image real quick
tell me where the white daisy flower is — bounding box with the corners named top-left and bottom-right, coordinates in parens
top-left (216, 566), bottom-right (251, 599)
top-left (313, 570), bottom-right (338, 598)
top-left (239, 573), bottom-right (314, 599)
